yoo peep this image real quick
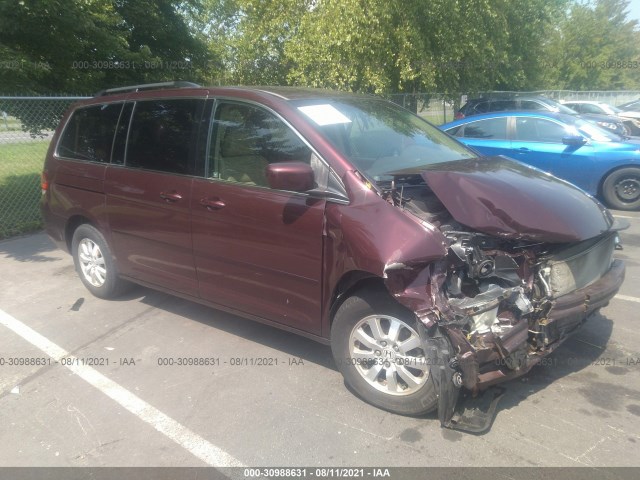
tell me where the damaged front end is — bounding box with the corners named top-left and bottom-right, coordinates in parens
top-left (379, 159), bottom-right (626, 433)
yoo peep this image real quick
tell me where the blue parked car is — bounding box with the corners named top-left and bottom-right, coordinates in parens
top-left (440, 111), bottom-right (640, 210)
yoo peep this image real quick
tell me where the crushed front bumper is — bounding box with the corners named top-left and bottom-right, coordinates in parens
top-left (427, 258), bottom-right (625, 433)
top-left (477, 258), bottom-right (625, 389)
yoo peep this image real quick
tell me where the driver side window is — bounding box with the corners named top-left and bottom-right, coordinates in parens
top-left (210, 102), bottom-right (312, 188)
top-left (515, 117), bottom-right (568, 143)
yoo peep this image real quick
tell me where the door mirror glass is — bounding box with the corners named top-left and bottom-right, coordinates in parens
top-left (266, 162), bottom-right (315, 192)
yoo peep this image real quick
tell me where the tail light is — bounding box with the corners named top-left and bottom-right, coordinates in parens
top-left (41, 171), bottom-right (49, 194)
top-left (454, 112), bottom-right (465, 120)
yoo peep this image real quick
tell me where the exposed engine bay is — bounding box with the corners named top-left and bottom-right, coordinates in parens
top-left (377, 174), bottom-right (625, 432)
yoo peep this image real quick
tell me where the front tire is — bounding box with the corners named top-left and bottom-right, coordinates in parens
top-left (71, 224), bottom-right (127, 299)
top-left (331, 287), bottom-right (437, 415)
top-left (602, 167), bottom-right (640, 211)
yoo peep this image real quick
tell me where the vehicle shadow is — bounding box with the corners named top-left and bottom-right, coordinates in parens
top-left (0, 231), bottom-right (59, 262)
top-left (132, 286), bottom-right (337, 371)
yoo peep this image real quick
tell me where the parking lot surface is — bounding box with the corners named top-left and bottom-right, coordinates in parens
top-left (1, 210), bottom-right (639, 468)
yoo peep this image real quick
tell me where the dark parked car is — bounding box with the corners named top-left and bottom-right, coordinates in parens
top-left (561, 100), bottom-right (640, 136)
top-left (456, 95), bottom-right (630, 137)
top-left (42, 82), bottom-right (626, 432)
top-left (441, 111), bottom-right (640, 210)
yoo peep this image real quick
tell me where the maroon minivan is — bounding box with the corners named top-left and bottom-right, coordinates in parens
top-left (42, 82), bottom-right (626, 432)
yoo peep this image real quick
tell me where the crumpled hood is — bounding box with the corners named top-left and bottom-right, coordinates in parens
top-left (421, 156), bottom-right (615, 243)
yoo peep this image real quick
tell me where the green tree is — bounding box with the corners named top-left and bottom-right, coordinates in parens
top-left (285, 0), bottom-right (566, 95)
top-left (0, 0), bottom-right (211, 94)
top-left (542, 0), bottom-right (640, 89)
top-left (286, 0), bottom-right (426, 93)
top-left (183, 0), bottom-right (240, 84)
top-left (190, 0), bottom-right (576, 95)
top-left (228, 0), bottom-right (311, 85)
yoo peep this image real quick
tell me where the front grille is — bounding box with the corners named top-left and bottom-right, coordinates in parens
top-left (542, 232), bottom-right (617, 298)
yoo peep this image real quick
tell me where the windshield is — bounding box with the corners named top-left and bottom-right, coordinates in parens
top-left (294, 98), bottom-right (477, 182)
top-left (571, 117), bottom-right (621, 142)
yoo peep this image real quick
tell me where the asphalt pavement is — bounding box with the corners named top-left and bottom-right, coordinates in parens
top-left (0, 210), bottom-right (639, 470)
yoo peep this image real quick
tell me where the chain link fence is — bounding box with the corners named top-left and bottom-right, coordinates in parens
top-left (0, 96), bottom-right (87, 239)
top-left (387, 93), bottom-right (455, 125)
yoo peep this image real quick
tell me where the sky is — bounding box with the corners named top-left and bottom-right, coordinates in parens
top-left (628, 0), bottom-right (640, 24)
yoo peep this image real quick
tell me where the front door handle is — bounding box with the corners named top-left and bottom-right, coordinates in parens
top-left (160, 191), bottom-right (182, 202)
top-left (515, 147), bottom-right (530, 152)
top-left (200, 197), bottom-right (226, 210)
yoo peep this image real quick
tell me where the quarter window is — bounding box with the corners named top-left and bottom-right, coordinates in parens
top-left (472, 101), bottom-right (491, 114)
top-left (57, 103), bottom-right (123, 162)
top-left (126, 99), bottom-right (202, 175)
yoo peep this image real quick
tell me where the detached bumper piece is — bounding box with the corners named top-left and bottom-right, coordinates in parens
top-left (423, 329), bottom-right (504, 434)
top-left (446, 387), bottom-right (505, 434)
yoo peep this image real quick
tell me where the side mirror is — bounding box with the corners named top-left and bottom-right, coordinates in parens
top-left (562, 135), bottom-right (587, 146)
top-left (266, 162), bottom-right (315, 192)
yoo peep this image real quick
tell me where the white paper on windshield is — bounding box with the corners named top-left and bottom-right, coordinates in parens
top-left (298, 104), bottom-right (352, 126)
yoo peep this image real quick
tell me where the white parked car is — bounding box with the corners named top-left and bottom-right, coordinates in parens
top-left (561, 100), bottom-right (640, 135)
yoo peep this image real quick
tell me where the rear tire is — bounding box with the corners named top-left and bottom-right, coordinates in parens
top-left (331, 286), bottom-right (437, 415)
top-left (71, 224), bottom-right (127, 299)
top-left (602, 167), bottom-right (640, 211)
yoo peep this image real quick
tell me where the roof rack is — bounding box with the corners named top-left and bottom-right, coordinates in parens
top-left (95, 81), bottom-right (201, 97)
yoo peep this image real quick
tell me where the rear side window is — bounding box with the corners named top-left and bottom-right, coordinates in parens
top-left (57, 103), bottom-right (123, 162)
top-left (126, 99), bottom-right (203, 175)
top-left (462, 118), bottom-right (508, 139)
top-left (490, 100), bottom-right (516, 111)
top-left (520, 100), bottom-right (547, 111)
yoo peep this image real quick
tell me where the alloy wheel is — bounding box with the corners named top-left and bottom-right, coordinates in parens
top-left (78, 238), bottom-right (107, 287)
top-left (349, 315), bottom-right (428, 396)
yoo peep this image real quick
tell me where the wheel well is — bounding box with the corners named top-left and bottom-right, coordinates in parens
top-left (64, 215), bottom-right (92, 252)
top-left (328, 272), bottom-right (385, 326)
top-left (598, 164), bottom-right (640, 196)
